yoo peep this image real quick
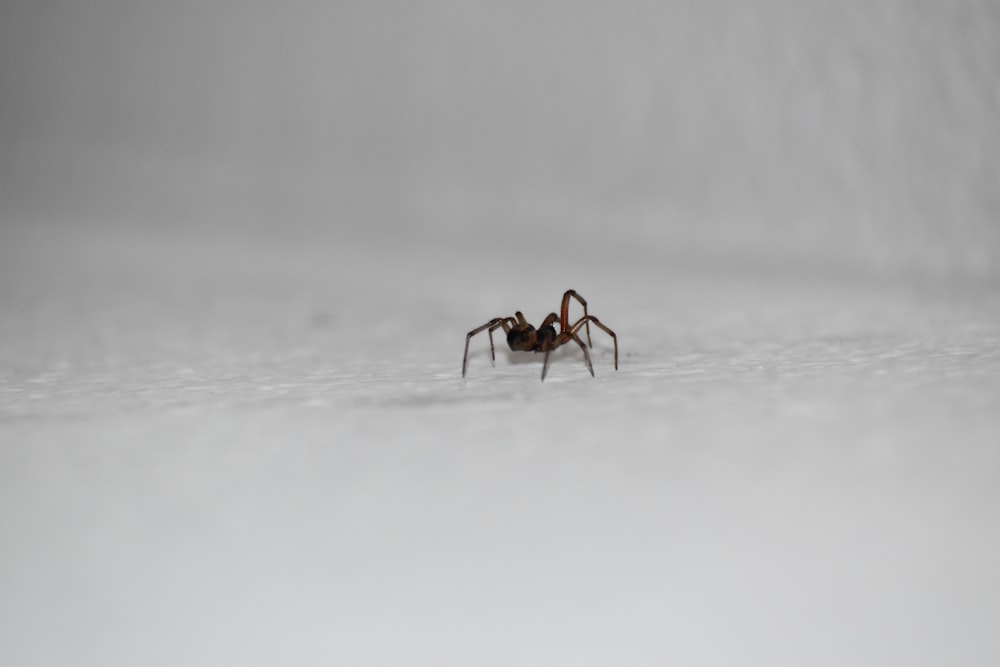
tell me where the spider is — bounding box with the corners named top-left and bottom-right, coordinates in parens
top-left (462, 289), bottom-right (618, 381)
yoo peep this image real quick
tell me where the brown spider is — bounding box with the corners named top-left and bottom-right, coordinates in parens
top-left (462, 289), bottom-right (618, 381)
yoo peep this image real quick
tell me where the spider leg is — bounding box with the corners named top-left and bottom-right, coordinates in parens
top-left (570, 315), bottom-right (618, 370)
top-left (561, 290), bottom-right (592, 347)
top-left (463, 317), bottom-right (515, 377)
top-left (485, 319), bottom-right (509, 361)
top-left (540, 332), bottom-right (592, 381)
top-left (569, 332), bottom-right (594, 377)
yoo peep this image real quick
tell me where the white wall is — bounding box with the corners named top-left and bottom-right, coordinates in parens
top-left (2, 0), bottom-right (998, 278)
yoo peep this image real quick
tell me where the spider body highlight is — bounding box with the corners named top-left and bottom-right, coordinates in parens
top-left (462, 290), bottom-right (618, 381)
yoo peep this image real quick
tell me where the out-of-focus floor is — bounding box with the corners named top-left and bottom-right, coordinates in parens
top-left (1, 219), bottom-right (999, 666)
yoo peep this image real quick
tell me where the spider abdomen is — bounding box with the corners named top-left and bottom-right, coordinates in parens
top-left (507, 326), bottom-right (537, 351)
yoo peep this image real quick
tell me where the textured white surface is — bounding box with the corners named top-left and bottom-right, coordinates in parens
top-left (2, 223), bottom-right (999, 666)
top-left (3, 2), bottom-right (1000, 665)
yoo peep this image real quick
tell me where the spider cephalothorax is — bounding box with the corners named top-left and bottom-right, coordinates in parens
top-left (462, 290), bottom-right (618, 381)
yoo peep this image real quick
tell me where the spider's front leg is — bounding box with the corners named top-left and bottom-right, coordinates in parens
top-left (561, 290), bottom-right (592, 347)
top-left (541, 331), bottom-right (593, 381)
top-left (463, 317), bottom-right (515, 377)
top-left (571, 316), bottom-right (618, 370)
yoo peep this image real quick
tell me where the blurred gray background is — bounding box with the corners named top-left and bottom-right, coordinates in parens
top-left (3, 0), bottom-right (998, 279)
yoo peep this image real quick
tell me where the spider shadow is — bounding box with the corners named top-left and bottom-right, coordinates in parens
top-left (465, 347), bottom-right (567, 370)
top-left (466, 337), bottom-right (615, 376)
top-left (503, 345), bottom-right (589, 369)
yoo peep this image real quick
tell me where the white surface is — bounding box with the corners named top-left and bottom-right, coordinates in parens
top-left (3, 2), bottom-right (1000, 665)
top-left (2, 223), bottom-right (999, 666)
